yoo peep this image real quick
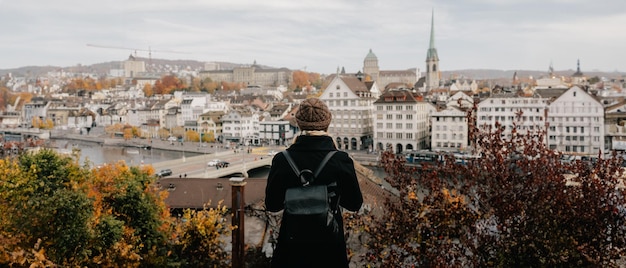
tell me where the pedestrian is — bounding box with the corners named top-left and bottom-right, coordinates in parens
top-left (265, 98), bottom-right (363, 268)
top-left (184, 173), bottom-right (187, 178)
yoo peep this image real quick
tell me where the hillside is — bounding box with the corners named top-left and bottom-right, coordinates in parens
top-left (2, 59), bottom-right (625, 80)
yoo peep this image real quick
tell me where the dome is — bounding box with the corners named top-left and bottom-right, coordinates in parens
top-left (365, 49), bottom-right (377, 60)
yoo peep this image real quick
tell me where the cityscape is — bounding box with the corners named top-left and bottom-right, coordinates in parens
top-left (2, 4), bottom-right (626, 267)
top-left (0, 11), bottom-right (625, 158)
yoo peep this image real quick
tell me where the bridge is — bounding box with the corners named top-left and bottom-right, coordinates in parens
top-left (151, 153), bottom-right (272, 179)
top-left (0, 128), bottom-right (50, 142)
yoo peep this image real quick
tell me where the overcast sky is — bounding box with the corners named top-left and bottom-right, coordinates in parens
top-left (1, 0), bottom-right (625, 74)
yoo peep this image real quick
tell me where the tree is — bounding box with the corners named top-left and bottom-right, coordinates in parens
top-left (185, 130), bottom-right (200, 142)
top-left (171, 126), bottom-right (185, 140)
top-left (355, 107), bottom-right (626, 267)
top-left (31, 117), bottom-right (42, 128)
top-left (290, 70), bottom-right (309, 90)
top-left (158, 128), bottom-right (171, 139)
top-left (172, 203), bottom-right (231, 267)
top-left (123, 128), bottom-right (133, 140)
top-left (143, 83), bottom-right (154, 97)
top-left (0, 149), bottom-right (233, 267)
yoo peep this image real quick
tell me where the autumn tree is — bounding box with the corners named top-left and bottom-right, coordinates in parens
top-left (172, 204), bottom-right (231, 267)
top-left (0, 149), bottom-right (233, 267)
top-left (154, 74), bottom-right (185, 95)
top-left (290, 70), bottom-right (322, 91)
top-left (202, 132), bottom-right (215, 143)
top-left (31, 117), bottom-right (42, 128)
top-left (356, 109), bottom-right (626, 267)
top-left (171, 126), bottom-right (185, 140)
top-left (143, 83), bottom-right (154, 97)
top-left (185, 130), bottom-right (200, 142)
top-left (158, 128), bottom-right (171, 139)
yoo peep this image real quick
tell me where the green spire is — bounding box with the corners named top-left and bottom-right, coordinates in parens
top-left (426, 9), bottom-right (439, 61)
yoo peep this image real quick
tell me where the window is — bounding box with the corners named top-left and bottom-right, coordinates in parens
top-left (396, 114), bottom-right (402, 120)
top-left (386, 114), bottom-right (392, 120)
top-left (396, 106), bottom-right (402, 111)
top-left (396, 123), bottom-right (402, 129)
top-left (396, 133), bottom-right (403, 139)
top-left (386, 123), bottom-right (392, 128)
top-left (407, 114), bottom-right (413, 120)
top-left (377, 123), bottom-right (383, 128)
top-left (386, 133), bottom-right (393, 139)
top-left (406, 133), bottom-right (413, 139)
top-left (406, 105), bottom-right (413, 110)
top-left (406, 123), bottom-right (413, 129)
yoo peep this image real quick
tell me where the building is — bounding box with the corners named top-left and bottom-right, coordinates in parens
top-left (123, 55), bottom-right (146, 78)
top-left (431, 106), bottom-right (469, 152)
top-left (476, 93), bottom-right (549, 141)
top-left (198, 111), bottom-right (225, 141)
top-left (199, 61), bottom-right (292, 87)
top-left (361, 49), bottom-right (417, 90)
top-left (373, 89), bottom-right (431, 153)
top-left (320, 75), bottom-right (380, 151)
top-left (546, 86), bottom-right (605, 155)
top-left (259, 120), bottom-right (294, 146)
top-left (425, 10), bottom-right (441, 92)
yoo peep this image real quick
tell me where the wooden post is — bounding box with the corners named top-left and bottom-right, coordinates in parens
top-left (230, 177), bottom-right (246, 268)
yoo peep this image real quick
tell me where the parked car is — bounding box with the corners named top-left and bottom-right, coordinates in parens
top-left (156, 169), bottom-right (173, 177)
top-left (207, 159), bottom-right (221, 166)
top-left (267, 150), bottom-right (279, 156)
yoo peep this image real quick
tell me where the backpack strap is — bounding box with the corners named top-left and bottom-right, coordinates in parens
top-left (282, 151), bottom-right (337, 185)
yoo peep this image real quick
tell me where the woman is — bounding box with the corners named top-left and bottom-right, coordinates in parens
top-left (265, 98), bottom-right (363, 268)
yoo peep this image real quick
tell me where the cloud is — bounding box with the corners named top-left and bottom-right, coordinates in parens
top-left (0, 0), bottom-right (625, 73)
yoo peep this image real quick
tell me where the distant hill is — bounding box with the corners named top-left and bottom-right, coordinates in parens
top-left (441, 69), bottom-right (626, 81)
top-left (2, 59), bottom-right (625, 80)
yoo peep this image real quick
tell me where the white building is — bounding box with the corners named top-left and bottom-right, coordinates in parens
top-left (546, 86), bottom-right (605, 155)
top-left (476, 93), bottom-right (549, 140)
top-left (319, 75), bottom-right (380, 150)
top-left (431, 106), bottom-right (469, 152)
top-left (373, 89), bottom-right (430, 153)
top-left (221, 107), bottom-right (259, 145)
top-left (259, 120), bottom-right (294, 146)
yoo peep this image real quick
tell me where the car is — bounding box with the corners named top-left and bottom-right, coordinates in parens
top-left (216, 161), bottom-right (230, 168)
top-left (156, 169), bottom-right (173, 177)
top-left (207, 159), bottom-right (221, 166)
top-left (267, 150), bottom-right (279, 156)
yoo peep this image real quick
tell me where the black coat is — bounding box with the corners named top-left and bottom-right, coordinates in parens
top-left (265, 135), bottom-right (363, 268)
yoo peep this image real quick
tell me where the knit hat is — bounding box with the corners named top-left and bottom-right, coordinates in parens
top-left (296, 98), bottom-right (332, 131)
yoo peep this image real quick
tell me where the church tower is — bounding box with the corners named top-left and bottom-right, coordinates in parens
top-left (363, 49), bottom-right (380, 82)
top-left (425, 10), bottom-right (440, 91)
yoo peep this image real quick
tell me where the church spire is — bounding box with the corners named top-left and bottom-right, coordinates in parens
top-left (425, 9), bottom-right (440, 91)
top-left (426, 9), bottom-right (438, 61)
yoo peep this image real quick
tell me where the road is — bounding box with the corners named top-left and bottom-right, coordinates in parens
top-left (151, 149), bottom-right (274, 179)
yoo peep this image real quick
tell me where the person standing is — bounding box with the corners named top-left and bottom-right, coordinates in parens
top-left (265, 98), bottom-right (363, 268)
